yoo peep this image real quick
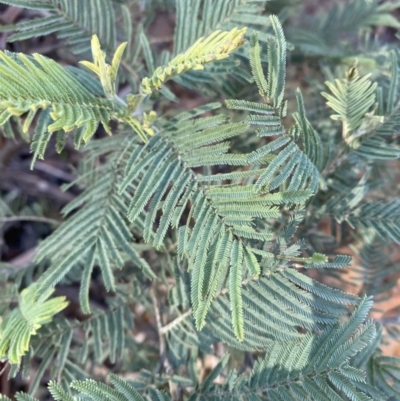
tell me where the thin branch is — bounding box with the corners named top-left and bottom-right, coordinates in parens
top-left (151, 286), bottom-right (176, 398)
top-left (0, 362), bottom-right (9, 378)
top-left (151, 286), bottom-right (173, 374)
top-left (0, 216), bottom-right (61, 225)
top-left (167, 241), bottom-right (178, 253)
top-left (159, 309), bottom-right (192, 335)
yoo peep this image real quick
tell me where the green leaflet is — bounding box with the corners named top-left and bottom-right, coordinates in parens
top-left (3, 0), bottom-right (118, 56)
top-left (0, 50), bottom-right (115, 156)
top-left (0, 284), bottom-right (68, 364)
top-left (229, 240), bottom-right (244, 341)
top-left (322, 65), bottom-right (380, 146)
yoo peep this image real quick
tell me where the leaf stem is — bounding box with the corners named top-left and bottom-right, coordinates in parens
top-left (0, 216), bottom-right (61, 225)
top-left (159, 309), bottom-right (193, 335)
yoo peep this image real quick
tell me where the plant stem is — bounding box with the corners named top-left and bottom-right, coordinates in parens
top-left (159, 309), bottom-right (193, 335)
top-left (0, 216), bottom-right (61, 225)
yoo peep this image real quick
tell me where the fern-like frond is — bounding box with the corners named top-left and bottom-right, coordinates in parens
top-left (19, 299), bottom-right (373, 401)
top-left (0, 49), bottom-right (117, 164)
top-left (351, 237), bottom-right (400, 303)
top-left (350, 325), bottom-right (400, 399)
top-left (355, 135), bottom-right (400, 160)
top-left (0, 1), bottom-right (53, 10)
top-left (34, 139), bottom-right (155, 311)
top-left (322, 65), bottom-right (381, 146)
top-left (346, 199), bottom-right (400, 244)
top-left (118, 22), bottom-right (350, 341)
top-left (148, 0), bottom-right (270, 96)
top-left (0, 284), bottom-right (67, 364)
top-left (320, 170), bottom-right (400, 244)
top-left (166, 278), bottom-right (216, 366)
top-left (168, 232), bottom-right (356, 351)
top-left (173, 0), bottom-right (270, 55)
top-left (140, 27), bottom-right (247, 95)
top-left (288, 0), bottom-right (400, 58)
top-left (191, 297), bottom-right (378, 400)
top-left (241, 23), bottom-right (325, 195)
top-left (366, 351), bottom-right (400, 399)
top-left (293, 89), bottom-right (327, 172)
top-left (1, 286), bottom-right (136, 393)
top-left (120, 105), bottom-right (327, 340)
top-left (352, 50), bottom-right (400, 160)
top-left (0, 0), bottom-right (117, 55)
top-left (0, 115), bottom-right (27, 141)
top-left (225, 103), bottom-right (322, 193)
top-left (202, 263), bottom-right (358, 350)
top-left (0, 0), bottom-right (144, 97)
top-left (47, 374), bottom-right (167, 401)
top-left (249, 16), bottom-right (286, 109)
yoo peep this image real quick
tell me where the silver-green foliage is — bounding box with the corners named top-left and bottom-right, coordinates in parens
top-left (0, 1), bottom-right (400, 401)
top-left (0, 0), bottom-right (117, 55)
top-left (117, 21), bottom-right (341, 343)
top-left (0, 0), bottom-right (142, 94)
top-left (145, 0), bottom-right (274, 96)
top-left (34, 137), bottom-right (155, 310)
top-left (288, 0), bottom-right (400, 58)
top-left (10, 298), bottom-right (391, 401)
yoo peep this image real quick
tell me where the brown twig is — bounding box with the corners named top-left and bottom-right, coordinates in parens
top-left (0, 362), bottom-right (10, 397)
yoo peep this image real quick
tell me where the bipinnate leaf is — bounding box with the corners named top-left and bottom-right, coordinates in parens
top-left (0, 284), bottom-right (68, 364)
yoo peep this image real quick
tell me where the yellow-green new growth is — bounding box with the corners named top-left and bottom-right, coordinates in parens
top-left (0, 284), bottom-right (68, 364)
top-left (80, 35), bottom-right (127, 101)
top-left (0, 49), bottom-right (116, 152)
top-left (140, 27), bottom-right (247, 95)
